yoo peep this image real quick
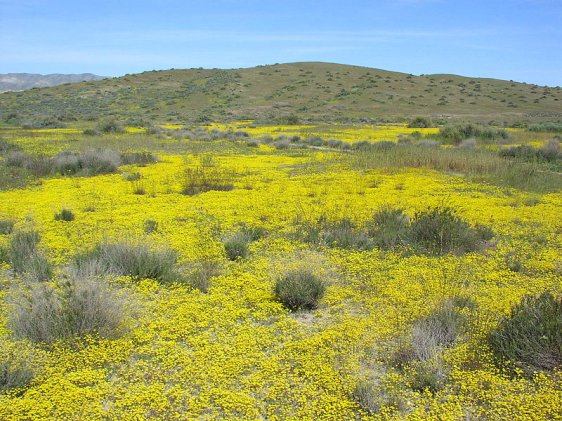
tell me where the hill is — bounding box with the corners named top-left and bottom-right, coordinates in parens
top-left (0, 73), bottom-right (106, 92)
top-left (1, 62), bottom-right (561, 124)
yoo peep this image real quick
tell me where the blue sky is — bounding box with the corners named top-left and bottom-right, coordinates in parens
top-left (1, 0), bottom-right (561, 86)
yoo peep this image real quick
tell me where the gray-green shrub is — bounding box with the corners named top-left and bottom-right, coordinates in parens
top-left (274, 268), bottom-right (326, 311)
top-left (71, 241), bottom-right (180, 282)
top-left (8, 278), bottom-right (127, 343)
top-left (8, 230), bottom-right (52, 281)
top-left (488, 291), bottom-right (562, 375)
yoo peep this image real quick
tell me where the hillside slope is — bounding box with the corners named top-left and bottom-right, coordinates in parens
top-left (1, 63), bottom-right (561, 124)
top-left (0, 73), bottom-right (107, 92)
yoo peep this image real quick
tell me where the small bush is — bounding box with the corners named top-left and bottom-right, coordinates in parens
top-left (410, 300), bottom-right (466, 361)
top-left (82, 128), bottom-right (100, 136)
top-left (121, 151), bottom-right (158, 166)
top-left (79, 149), bottom-right (121, 175)
top-left (366, 206), bottom-right (410, 250)
top-left (187, 260), bottom-right (221, 293)
top-left (97, 120), bottom-right (125, 134)
top-left (439, 124), bottom-right (509, 143)
top-left (296, 216), bottom-right (373, 250)
top-left (71, 242), bottom-right (180, 282)
top-left (54, 209), bottom-right (75, 222)
top-left (407, 359), bottom-right (449, 393)
top-left (0, 218), bottom-right (15, 235)
top-left (182, 166), bottom-right (235, 195)
top-left (274, 268), bottom-right (326, 311)
top-left (488, 291), bottom-right (562, 375)
top-left (8, 278), bottom-right (127, 343)
top-left (143, 219), bottom-right (158, 234)
top-left (0, 138), bottom-right (21, 155)
top-left (0, 342), bottom-right (35, 392)
top-left (9, 230), bottom-right (52, 281)
top-left (408, 116), bottom-right (433, 128)
top-left (224, 232), bottom-right (251, 261)
top-left (409, 207), bottom-right (485, 255)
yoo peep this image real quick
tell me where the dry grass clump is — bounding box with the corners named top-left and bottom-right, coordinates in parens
top-left (7, 277), bottom-right (128, 343)
top-left (71, 241), bottom-right (180, 282)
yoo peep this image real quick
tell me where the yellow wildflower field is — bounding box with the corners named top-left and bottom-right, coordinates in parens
top-left (0, 125), bottom-right (560, 420)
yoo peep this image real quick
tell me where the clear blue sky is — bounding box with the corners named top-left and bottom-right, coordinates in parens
top-left (1, 0), bottom-right (561, 86)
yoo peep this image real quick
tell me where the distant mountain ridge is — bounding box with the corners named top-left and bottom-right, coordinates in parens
top-left (0, 73), bottom-right (107, 92)
top-left (1, 63), bottom-right (561, 123)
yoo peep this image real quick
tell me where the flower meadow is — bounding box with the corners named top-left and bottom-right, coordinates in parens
top-left (0, 124), bottom-right (560, 420)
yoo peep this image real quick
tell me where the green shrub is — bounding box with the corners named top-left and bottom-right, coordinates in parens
top-left (408, 116), bottom-right (433, 128)
top-left (121, 151), bottom-right (158, 166)
top-left (8, 278), bottom-right (127, 343)
top-left (366, 206), bottom-right (410, 249)
top-left (438, 123), bottom-right (509, 143)
top-left (528, 122), bottom-right (562, 133)
top-left (409, 207), bottom-right (486, 255)
top-left (97, 119), bottom-right (125, 134)
top-left (54, 209), bottom-right (75, 222)
top-left (274, 268), bottom-right (326, 311)
top-left (0, 218), bottom-right (15, 235)
top-left (71, 241), bottom-right (180, 282)
top-left (143, 219), bottom-right (158, 234)
top-left (488, 291), bottom-right (562, 375)
top-left (82, 128), bottom-right (100, 136)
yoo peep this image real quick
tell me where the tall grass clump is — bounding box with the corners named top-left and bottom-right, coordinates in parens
top-left (8, 230), bottom-right (52, 281)
top-left (410, 300), bottom-right (467, 362)
top-left (182, 166), bottom-right (235, 195)
top-left (295, 215), bottom-right (373, 250)
top-left (223, 225), bottom-right (265, 261)
top-left (274, 267), bottom-right (326, 311)
top-left (71, 241), bottom-right (180, 282)
top-left (7, 278), bottom-right (128, 343)
top-left (488, 291), bottom-right (562, 375)
top-left (366, 206), bottom-right (410, 249)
